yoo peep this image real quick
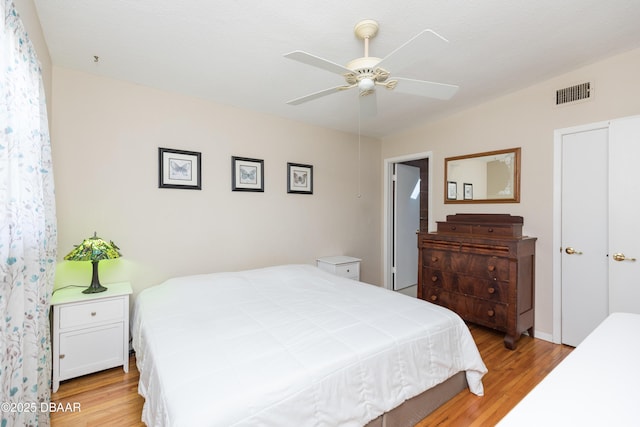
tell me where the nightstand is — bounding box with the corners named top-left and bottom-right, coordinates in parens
top-left (51, 282), bottom-right (132, 392)
top-left (316, 256), bottom-right (361, 281)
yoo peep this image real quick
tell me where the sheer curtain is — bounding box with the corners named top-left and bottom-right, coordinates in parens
top-left (1, 1), bottom-right (57, 426)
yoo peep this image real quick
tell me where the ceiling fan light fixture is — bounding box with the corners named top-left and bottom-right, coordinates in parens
top-left (358, 78), bottom-right (375, 92)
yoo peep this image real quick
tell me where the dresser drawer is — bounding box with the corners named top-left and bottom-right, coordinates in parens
top-left (436, 222), bottom-right (472, 234)
top-left (423, 287), bottom-right (507, 330)
top-left (464, 297), bottom-right (508, 331)
top-left (472, 224), bottom-right (522, 237)
top-left (454, 253), bottom-right (510, 281)
top-left (421, 249), bottom-right (452, 268)
top-left (424, 268), bottom-right (508, 303)
top-left (423, 251), bottom-right (510, 281)
top-left (58, 298), bottom-right (125, 329)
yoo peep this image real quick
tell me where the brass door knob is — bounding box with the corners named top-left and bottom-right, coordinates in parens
top-left (613, 253), bottom-right (637, 262)
top-left (565, 247), bottom-right (583, 255)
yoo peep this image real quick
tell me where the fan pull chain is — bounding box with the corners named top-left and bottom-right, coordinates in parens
top-left (357, 104), bottom-right (362, 198)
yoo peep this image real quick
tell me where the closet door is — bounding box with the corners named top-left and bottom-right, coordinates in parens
top-left (560, 127), bottom-right (609, 347)
top-left (608, 116), bottom-right (640, 314)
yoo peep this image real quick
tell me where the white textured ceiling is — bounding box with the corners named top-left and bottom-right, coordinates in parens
top-left (33, 0), bottom-right (640, 138)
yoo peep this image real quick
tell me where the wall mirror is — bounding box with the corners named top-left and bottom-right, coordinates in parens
top-left (444, 147), bottom-right (521, 204)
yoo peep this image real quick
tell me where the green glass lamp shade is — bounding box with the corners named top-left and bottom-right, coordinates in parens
top-left (64, 232), bottom-right (121, 294)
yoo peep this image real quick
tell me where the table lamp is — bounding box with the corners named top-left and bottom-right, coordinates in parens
top-left (64, 232), bottom-right (121, 294)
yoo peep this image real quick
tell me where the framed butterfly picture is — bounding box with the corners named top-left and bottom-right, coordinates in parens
top-left (158, 147), bottom-right (201, 190)
top-left (287, 162), bottom-right (313, 194)
top-left (232, 156), bottom-right (264, 192)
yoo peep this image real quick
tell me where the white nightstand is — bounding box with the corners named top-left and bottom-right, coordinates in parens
top-left (316, 256), bottom-right (361, 281)
top-left (51, 282), bottom-right (132, 392)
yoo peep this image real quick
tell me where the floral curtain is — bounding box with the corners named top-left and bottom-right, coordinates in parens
top-left (1, 1), bottom-right (57, 426)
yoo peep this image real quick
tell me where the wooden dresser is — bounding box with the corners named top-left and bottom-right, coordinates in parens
top-left (418, 214), bottom-right (536, 349)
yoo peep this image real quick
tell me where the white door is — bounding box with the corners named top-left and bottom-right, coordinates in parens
top-left (561, 127), bottom-right (609, 346)
top-left (560, 116), bottom-right (640, 346)
top-left (608, 117), bottom-right (640, 313)
top-left (393, 164), bottom-right (420, 290)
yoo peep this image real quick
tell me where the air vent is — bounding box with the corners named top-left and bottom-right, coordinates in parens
top-left (556, 82), bottom-right (591, 105)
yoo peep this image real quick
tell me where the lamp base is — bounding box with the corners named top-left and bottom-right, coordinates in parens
top-left (83, 260), bottom-right (108, 293)
top-left (83, 283), bottom-right (108, 294)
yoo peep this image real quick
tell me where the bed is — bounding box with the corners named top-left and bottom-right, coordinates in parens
top-left (497, 312), bottom-right (640, 426)
top-left (131, 264), bottom-right (487, 426)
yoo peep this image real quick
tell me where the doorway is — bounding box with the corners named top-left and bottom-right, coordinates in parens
top-left (383, 152), bottom-right (432, 294)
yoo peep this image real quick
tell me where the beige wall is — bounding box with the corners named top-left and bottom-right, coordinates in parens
top-left (381, 48), bottom-right (640, 338)
top-left (51, 68), bottom-right (382, 298)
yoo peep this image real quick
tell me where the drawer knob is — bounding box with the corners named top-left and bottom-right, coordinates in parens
top-left (488, 228), bottom-right (494, 232)
top-left (487, 309), bottom-right (495, 317)
top-left (346, 269), bottom-right (350, 273)
top-left (487, 265), bottom-right (496, 272)
top-left (488, 287), bottom-right (496, 294)
top-left (91, 312), bottom-right (97, 317)
top-left (430, 295), bottom-right (438, 302)
top-left (431, 275), bottom-right (438, 282)
top-left (431, 256), bottom-right (438, 262)
top-left (450, 226), bottom-right (457, 231)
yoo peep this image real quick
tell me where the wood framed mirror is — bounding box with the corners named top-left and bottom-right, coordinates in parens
top-left (444, 147), bottom-right (521, 204)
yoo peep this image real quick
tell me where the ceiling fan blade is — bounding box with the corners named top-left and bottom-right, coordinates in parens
top-left (376, 29), bottom-right (449, 73)
top-left (392, 77), bottom-right (459, 100)
top-left (286, 85), bottom-right (352, 105)
top-left (360, 91), bottom-right (377, 117)
top-left (284, 51), bottom-right (353, 75)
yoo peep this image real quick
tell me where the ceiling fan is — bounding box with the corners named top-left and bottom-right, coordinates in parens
top-left (284, 19), bottom-right (459, 117)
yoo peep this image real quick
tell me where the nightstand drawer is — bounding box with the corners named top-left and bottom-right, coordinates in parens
top-left (58, 298), bottom-right (124, 329)
top-left (334, 263), bottom-right (359, 279)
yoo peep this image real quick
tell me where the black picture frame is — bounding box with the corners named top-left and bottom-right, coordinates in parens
top-left (232, 156), bottom-right (264, 192)
top-left (287, 163), bottom-right (313, 194)
top-left (447, 181), bottom-right (457, 200)
top-left (158, 147), bottom-right (201, 190)
top-left (464, 183), bottom-right (473, 200)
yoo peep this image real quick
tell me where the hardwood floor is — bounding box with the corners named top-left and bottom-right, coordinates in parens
top-left (415, 325), bottom-right (573, 426)
top-left (50, 324), bottom-right (572, 426)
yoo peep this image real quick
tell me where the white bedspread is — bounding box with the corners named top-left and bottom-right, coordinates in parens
top-left (132, 264), bottom-right (486, 427)
top-left (498, 312), bottom-right (640, 426)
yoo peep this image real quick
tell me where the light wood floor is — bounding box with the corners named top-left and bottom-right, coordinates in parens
top-left (51, 324), bottom-right (573, 426)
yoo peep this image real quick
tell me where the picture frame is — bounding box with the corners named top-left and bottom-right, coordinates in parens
top-left (158, 147), bottom-right (201, 190)
top-left (287, 163), bottom-right (313, 194)
top-left (232, 156), bottom-right (264, 192)
top-left (447, 181), bottom-right (457, 200)
top-left (464, 183), bottom-right (473, 200)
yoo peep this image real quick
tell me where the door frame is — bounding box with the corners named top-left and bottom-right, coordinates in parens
top-left (552, 120), bottom-right (609, 344)
top-left (383, 151), bottom-right (433, 290)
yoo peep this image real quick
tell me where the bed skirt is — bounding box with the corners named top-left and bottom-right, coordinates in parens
top-left (365, 371), bottom-right (467, 427)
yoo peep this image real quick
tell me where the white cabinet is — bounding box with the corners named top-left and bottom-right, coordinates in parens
top-left (51, 282), bottom-right (132, 392)
top-left (316, 256), bottom-right (361, 281)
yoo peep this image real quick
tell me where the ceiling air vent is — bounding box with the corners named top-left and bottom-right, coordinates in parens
top-left (556, 82), bottom-right (591, 105)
